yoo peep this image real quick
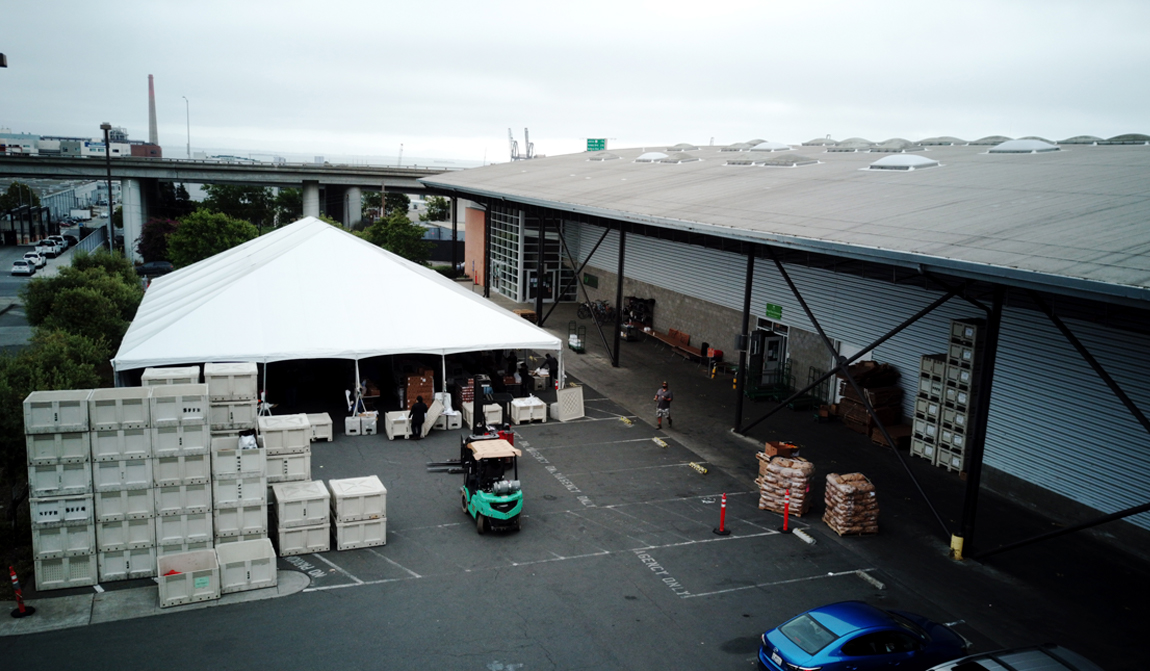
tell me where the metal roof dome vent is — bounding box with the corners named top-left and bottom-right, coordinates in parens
top-left (1101, 133), bottom-right (1150, 145)
top-left (745, 138), bottom-right (767, 146)
top-left (635, 151), bottom-right (669, 162)
top-left (659, 152), bottom-right (700, 163)
top-left (588, 151), bottom-right (621, 161)
top-left (720, 142), bottom-right (753, 152)
top-left (1019, 136), bottom-right (1054, 144)
top-left (667, 143), bottom-right (699, 151)
top-left (1058, 135), bottom-right (1103, 145)
top-left (725, 154), bottom-right (761, 166)
top-left (988, 139), bottom-right (1060, 154)
top-left (866, 155), bottom-right (939, 171)
top-left (749, 141), bottom-right (792, 152)
top-left (761, 154), bottom-right (818, 167)
top-left (827, 137), bottom-right (874, 152)
top-left (969, 135), bottom-right (1013, 145)
top-left (918, 136), bottom-right (967, 146)
top-left (802, 137), bottom-right (839, 146)
top-left (870, 138), bottom-right (924, 153)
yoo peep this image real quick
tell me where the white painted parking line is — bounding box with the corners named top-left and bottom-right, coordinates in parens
top-left (366, 548), bottom-right (422, 579)
top-left (533, 437), bottom-right (656, 451)
top-left (312, 553), bottom-right (364, 585)
top-left (681, 569), bottom-right (870, 599)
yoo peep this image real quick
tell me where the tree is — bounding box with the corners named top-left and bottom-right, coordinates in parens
top-left (202, 184), bottom-right (274, 230)
top-left (273, 188), bottom-right (302, 226)
top-left (137, 218), bottom-right (180, 262)
top-left (384, 193), bottom-right (411, 217)
top-left (359, 209), bottom-right (433, 265)
top-left (361, 191), bottom-right (382, 222)
top-left (421, 195), bottom-right (450, 222)
top-left (153, 182), bottom-right (195, 220)
top-left (167, 209), bottom-right (259, 268)
top-left (0, 181), bottom-right (40, 210)
top-left (21, 251), bottom-right (144, 343)
top-left (112, 205), bottom-right (122, 229)
top-left (40, 288), bottom-right (125, 351)
top-left (318, 214), bottom-right (342, 227)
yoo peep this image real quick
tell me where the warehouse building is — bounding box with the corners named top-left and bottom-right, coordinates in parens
top-left (421, 135), bottom-right (1150, 554)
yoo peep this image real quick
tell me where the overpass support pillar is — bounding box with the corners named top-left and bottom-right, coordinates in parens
top-left (120, 177), bottom-right (150, 263)
top-left (345, 186), bottom-right (362, 229)
top-left (302, 181), bottom-right (320, 218)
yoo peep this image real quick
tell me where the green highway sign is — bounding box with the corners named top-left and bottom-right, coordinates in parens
top-left (587, 138), bottom-right (607, 151)
top-left (765, 303), bottom-right (783, 320)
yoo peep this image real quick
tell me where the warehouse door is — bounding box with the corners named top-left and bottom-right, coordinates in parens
top-left (751, 321), bottom-right (789, 387)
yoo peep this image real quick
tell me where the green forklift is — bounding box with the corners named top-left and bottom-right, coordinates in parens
top-left (460, 436), bottom-right (523, 534)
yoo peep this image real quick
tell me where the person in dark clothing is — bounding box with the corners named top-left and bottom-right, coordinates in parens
top-left (411, 395), bottom-right (429, 439)
top-left (544, 353), bottom-right (558, 387)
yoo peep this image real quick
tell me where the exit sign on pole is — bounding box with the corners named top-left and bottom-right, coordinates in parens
top-left (587, 138), bottom-right (607, 151)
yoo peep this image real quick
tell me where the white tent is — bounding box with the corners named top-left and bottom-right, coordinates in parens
top-left (113, 217), bottom-right (562, 382)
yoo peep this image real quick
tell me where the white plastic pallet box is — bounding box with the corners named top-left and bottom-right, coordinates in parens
top-left (215, 538), bottom-right (277, 594)
top-left (36, 554), bottom-right (97, 591)
top-left (306, 413), bottom-right (333, 442)
top-left (258, 414), bottom-right (311, 454)
top-left (157, 549), bottom-right (220, 608)
top-left (28, 461), bottom-right (92, 497)
top-left (344, 416), bottom-right (362, 436)
top-left (88, 387), bottom-right (151, 430)
top-left (95, 488), bottom-right (155, 521)
top-left (32, 523), bottom-right (96, 559)
top-left (93, 458), bottom-right (153, 492)
top-left (214, 531), bottom-right (267, 544)
top-left (153, 454), bottom-right (211, 486)
top-left (155, 512), bottom-right (213, 546)
top-left (551, 385), bottom-right (586, 422)
top-left (96, 517), bottom-right (156, 551)
top-left (151, 424), bottom-right (210, 458)
top-left (204, 362), bottom-right (259, 401)
top-left (23, 389), bottom-right (91, 434)
top-left (433, 411), bottom-right (463, 431)
top-left (267, 452), bottom-right (310, 483)
top-left (327, 475), bottom-right (387, 522)
top-left (141, 365), bottom-right (200, 386)
top-left (157, 540), bottom-right (213, 557)
top-left (149, 384), bottom-right (209, 427)
top-left (26, 432), bottom-right (91, 465)
top-left (98, 546), bottom-right (157, 581)
top-left (271, 481), bottom-right (330, 528)
top-left (273, 521), bottom-right (329, 556)
top-left (209, 400), bottom-right (258, 431)
top-left (213, 504), bottom-right (268, 537)
top-left (154, 483), bottom-right (212, 516)
top-left (333, 517), bottom-right (386, 551)
top-left (212, 474), bottom-right (268, 508)
top-left (360, 413), bottom-right (378, 435)
top-left (211, 436), bottom-right (266, 477)
top-left (30, 494), bottom-right (93, 527)
top-left (384, 411), bottom-right (410, 440)
top-left (90, 428), bottom-right (151, 461)
top-left (510, 397), bottom-right (547, 424)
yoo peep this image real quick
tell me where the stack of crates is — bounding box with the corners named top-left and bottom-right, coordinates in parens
top-left (258, 414), bottom-right (313, 485)
top-left (205, 363), bottom-right (259, 440)
top-left (328, 476), bottom-right (387, 551)
top-left (938, 319), bottom-right (985, 473)
top-left (150, 383), bottom-right (214, 557)
top-left (270, 480), bottom-right (330, 556)
top-left (89, 387), bottom-right (157, 581)
top-left (911, 354), bottom-right (946, 464)
top-left (24, 390), bottom-right (98, 591)
top-left (210, 434), bottom-right (268, 545)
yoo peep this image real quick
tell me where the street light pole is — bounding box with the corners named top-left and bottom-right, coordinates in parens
top-left (100, 122), bottom-right (115, 252)
top-left (182, 96), bottom-right (190, 159)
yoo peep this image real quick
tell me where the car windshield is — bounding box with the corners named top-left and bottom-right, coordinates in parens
top-left (887, 611), bottom-right (929, 640)
top-left (779, 614), bottom-right (838, 655)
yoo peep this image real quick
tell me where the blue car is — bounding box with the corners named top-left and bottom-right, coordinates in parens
top-left (759, 601), bottom-right (968, 671)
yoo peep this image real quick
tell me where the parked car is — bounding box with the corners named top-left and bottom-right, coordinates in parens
top-left (23, 251), bottom-right (46, 268)
top-left (925, 644), bottom-right (1104, 671)
top-left (48, 234), bottom-right (68, 248)
top-left (11, 259), bottom-right (36, 276)
top-left (136, 261), bottom-right (174, 277)
top-left (35, 240), bottom-right (61, 258)
top-left (62, 233), bottom-right (80, 246)
top-left (758, 601), bottom-right (968, 671)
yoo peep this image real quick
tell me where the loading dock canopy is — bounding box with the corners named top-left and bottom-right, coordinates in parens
top-left (112, 217), bottom-right (561, 371)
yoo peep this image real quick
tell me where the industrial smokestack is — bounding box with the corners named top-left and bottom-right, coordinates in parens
top-left (148, 74), bottom-right (158, 145)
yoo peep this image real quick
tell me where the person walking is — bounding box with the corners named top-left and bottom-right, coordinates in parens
top-left (654, 381), bottom-right (673, 429)
top-left (410, 395), bottom-right (429, 440)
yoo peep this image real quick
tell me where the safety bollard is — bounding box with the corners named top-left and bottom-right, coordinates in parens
top-left (713, 492), bottom-right (731, 536)
top-left (10, 566), bottom-right (35, 618)
top-left (778, 489), bottom-right (793, 534)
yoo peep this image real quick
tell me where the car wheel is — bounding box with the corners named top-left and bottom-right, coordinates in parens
top-left (476, 514), bottom-right (486, 535)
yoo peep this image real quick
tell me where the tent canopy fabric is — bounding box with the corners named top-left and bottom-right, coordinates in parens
top-left (112, 217), bottom-right (562, 372)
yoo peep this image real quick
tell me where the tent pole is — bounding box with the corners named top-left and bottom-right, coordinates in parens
top-left (441, 355), bottom-right (447, 394)
top-left (557, 348), bottom-right (564, 390)
top-left (354, 358), bottom-right (362, 416)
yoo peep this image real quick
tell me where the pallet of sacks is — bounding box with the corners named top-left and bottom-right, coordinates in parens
top-left (755, 453), bottom-right (815, 516)
top-left (824, 472), bottom-right (879, 536)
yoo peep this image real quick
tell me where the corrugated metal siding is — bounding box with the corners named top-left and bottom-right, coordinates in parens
top-left (570, 221), bottom-right (1150, 529)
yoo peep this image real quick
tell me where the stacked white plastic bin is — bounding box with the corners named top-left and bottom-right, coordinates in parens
top-left (270, 480), bottom-right (330, 556)
top-left (89, 387), bottom-right (157, 581)
top-left (205, 363), bottom-right (259, 440)
top-left (24, 390), bottom-right (98, 591)
top-left (211, 435), bottom-right (268, 544)
top-left (149, 383), bottom-right (214, 557)
top-left (259, 414), bottom-right (312, 485)
top-left (327, 476), bottom-right (387, 551)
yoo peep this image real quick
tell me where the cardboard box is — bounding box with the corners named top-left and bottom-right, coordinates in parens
top-left (763, 441), bottom-right (798, 458)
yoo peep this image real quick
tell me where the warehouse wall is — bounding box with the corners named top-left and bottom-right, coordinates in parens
top-left (463, 206), bottom-right (486, 285)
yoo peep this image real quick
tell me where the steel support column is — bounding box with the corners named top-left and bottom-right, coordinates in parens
top-left (450, 197), bottom-right (458, 276)
top-left (483, 203), bottom-right (491, 298)
top-left (734, 245), bottom-right (755, 432)
top-left (612, 224), bottom-right (626, 368)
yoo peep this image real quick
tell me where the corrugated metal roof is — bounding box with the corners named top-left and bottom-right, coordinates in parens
top-left (421, 144), bottom-right (1150, 305)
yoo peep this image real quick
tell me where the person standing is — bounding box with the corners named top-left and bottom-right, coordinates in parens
top-left (544, 352), bottom-right (559, 387)
top-left (410, 395), bottom-right (429, 440)
top-left (654, 381), bottom-right (673, 429)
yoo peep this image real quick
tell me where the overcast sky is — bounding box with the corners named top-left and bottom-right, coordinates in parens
top-left (2, 1), bottom-right (1148, 164)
